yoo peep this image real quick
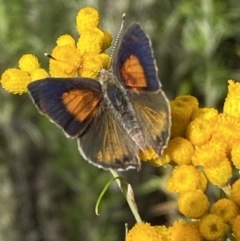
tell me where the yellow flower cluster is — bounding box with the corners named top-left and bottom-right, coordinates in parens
top-left (140, 80), bottom-right (240, 241)
top-left (0, 7), bottom-right (112, 94)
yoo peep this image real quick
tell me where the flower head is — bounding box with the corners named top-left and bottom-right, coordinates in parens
top-left (76, 7), bottom-right (99, 33)
top-left (166, 165), bottom-right (207, 194)
top-left (170, 99), bottom-right (192, 138)
top-left (19, 54), bottom-right (40, 73)
top-left (231, 178), bottom-right (240, 205)
top-left (125, 223), bottom-right (160, 241)
top-left (223, 80), bottom-right (240, 118)
top-left (178, 189), bottom-right (209, 218)
top-left (232, 215), bottom-right (240, 240)
top-left (199, 214), bottom-right (226, 241)
top-left (211, 198), bottom-right (238, 223)
top-left (169, 220), bottom-right (202, 241)
top-left (161, 137), bottom-right (194, 165)
top-left (1, 68), bottom-right (31, 94)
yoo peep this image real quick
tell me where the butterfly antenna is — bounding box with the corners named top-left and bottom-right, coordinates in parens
top-left (108, 13), bottom-right (126, 69)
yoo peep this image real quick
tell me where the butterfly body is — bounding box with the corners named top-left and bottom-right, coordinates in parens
top-left (28, 23), bottom-right (171, 171)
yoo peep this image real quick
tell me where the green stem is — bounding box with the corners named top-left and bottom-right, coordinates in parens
top-left (110, 169), bottom-right (143, 224)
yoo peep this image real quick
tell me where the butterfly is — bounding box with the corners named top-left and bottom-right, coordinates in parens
top-left (28, 23), bottom-right (171, 171)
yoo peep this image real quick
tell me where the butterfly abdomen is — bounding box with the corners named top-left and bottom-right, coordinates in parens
top-left (106, 83), bottom-right (146, 151)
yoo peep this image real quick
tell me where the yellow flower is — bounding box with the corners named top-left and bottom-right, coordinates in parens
top-left (211, 113), bottom-right (240, 150)
top-left (1, 68), bottom-right (31, 94)
top-left (186, 118), bottom-right (212, 146)
top-left (79, 53), bottom-right (103, 78)
top-left (154, 226), bottom-right (170, 241)
top-left (232, 215), bottom-right (240, 241)
top-left (231, 178), bottom-right (240, 205)
top-left (223, 80), bottom-right (240, 118)
top-left (49, 45), bottom-right (82, 77)
top-left (56, 34), bottom-right (75, 47)
top-left (76, 7), bottom-right (99, 33)
top-left (170, 99), bottom-right (192, 138)
top-left (166, 165), bottom-right (207, 194)
top-left (191, 107), bottom-right (218, 121)
top-left (175, 95), bottom-right (199, 111)
top-left (231, 142), bottom-right (240, 169)
top-left (203, 157), bottom-right (232, 186)
top-left (192, 139), bottom-right (228, 167)
top-left (77, 28), bottom-right (104, 55)
top-left (211, 198), bottom-right (238, 223)
top-left (31, 68), bottom-right (49, 81)
top-left (162, 137), bottom-right (194, 165)
top-left (102, 30), bottom-right (113, 51)
top-left (19, 54), bottom-right (40, 73)
top-left (199, 214), bottom-right (226, 241)
top-left (178, 189), bottom-right (209, 218)
top-left (100, 53), bottom-right (111, 69)
top-left (169, 220), bottom-right (202, 241)
top-left (139, 146), bottom-right (158, 162)
top-left (125, 223), bottom-right (160, 241)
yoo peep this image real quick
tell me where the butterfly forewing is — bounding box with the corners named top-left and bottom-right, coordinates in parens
top-left (28, 78), bottom-right (103, 137)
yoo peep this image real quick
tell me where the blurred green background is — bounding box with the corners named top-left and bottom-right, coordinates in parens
top-left (0, 0), bottom-right (240, 241)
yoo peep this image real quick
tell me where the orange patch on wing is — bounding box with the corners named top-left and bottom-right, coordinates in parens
top-left (121, 55), bottom-right (147, 88)
top-left (62, 90), bottom-right (99, 122)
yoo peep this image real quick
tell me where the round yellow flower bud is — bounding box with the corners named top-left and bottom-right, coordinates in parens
top-left (19, 54), bottom-right (40, 73)
top-left (79, 53), bottom-right (102, 78)
top-left (211, 198), bottom-right (238, 223)
top-left (223, 80), bottom-right (240, 118)
top-left (166, 165), bottom-right (207, 194)
top-left (231, 142), bottom-right (240, 169)
top-left (31, 68), bottom-right (49, 81)
top-left (126, 223), bottom-right (159, 241)
top-left (178, 189), bottom-right (209, 218)
top-left (49, 45), bottom-right (82, 77)
top-left (175, 95), bottom-right (199, 111)
top-left (204, 157), bottom-right (232, 186)
top-left (170, 100), bottom-right (192, 138)
top-left (232, 215), bottom-right (240, 241)
top-left (102, 30), bottom-right (112, 51)
top-left (76, 7), bottom-right (99, 33)
top-left (199, 214), bottom-right (226, 241)
top-left (56, 34), bottom-right (75, 47)
top-left (1, 68), bottom-right (31, 94)
top-left (77, 28), bottom-right (104, 55)
top-left (192, 140), bottom-right (227, 167)
top-left (100, 53), bottom-right (111, 69)
top-left (170, 220), bottom-right (202, 241)
top-left (231, 178), bottom-right (240, 205)
top-left (191, 107), bottom-right (218, 121)
top-left (164, 137), bottom-right (194, 165)
top-left (154, 226), bottom-right (169, 240)
top-left (186, 118), bottom-right (212, 146)
top-left (211, 113), bottom-right (240, 150)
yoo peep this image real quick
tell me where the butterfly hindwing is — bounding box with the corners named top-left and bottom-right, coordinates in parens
top-left (113, 23), bottom-right (160, 91)
top-left (28, 78), bottom-right (103, 137)
top-left (78, 109), bottom-right (141, 170)
top-left (131, 90), bottom-right (171, 155)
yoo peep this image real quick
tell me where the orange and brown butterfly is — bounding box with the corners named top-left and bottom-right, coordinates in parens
top-left (27, 23), bottom-right (171, 171)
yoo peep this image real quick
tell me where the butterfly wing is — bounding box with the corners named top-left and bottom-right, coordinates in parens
top-left (113, 23), bottom-right (171, 155)
top-left (132, 91), bottom-right (170, 155)
top-left (78, 110), bottom-right (141, 170)
top-left (113, 23), bottom-right (160, 91)
top-left (28, 77), bottom-right (140, 170)
top-left (28, 78), bottom-right (103, 138)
